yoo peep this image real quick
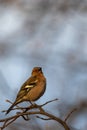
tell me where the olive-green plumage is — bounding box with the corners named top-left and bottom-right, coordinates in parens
top-left (6, 67), bottom-right (46, 114)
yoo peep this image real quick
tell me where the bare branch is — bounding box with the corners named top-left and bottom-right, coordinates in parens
top-left (40, 98), bottom-right (58, 107)
top-left (64, 108), bottom-right (77, 122)
top-left (36, 116), bottom-right (52, 120)
top-left (0, 99), bottom-right (70, 130)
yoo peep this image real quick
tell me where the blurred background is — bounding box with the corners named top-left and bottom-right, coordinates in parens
top-left (0, 0), bottom-right (87, 130)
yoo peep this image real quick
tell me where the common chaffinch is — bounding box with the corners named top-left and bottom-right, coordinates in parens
top-left (6, 67), bottom-right (46, 114)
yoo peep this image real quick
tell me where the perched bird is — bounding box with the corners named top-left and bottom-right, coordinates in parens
top-left (6, 67), bottom-right (46, 114)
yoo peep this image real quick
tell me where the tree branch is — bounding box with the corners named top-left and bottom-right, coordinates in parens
top-left (0, 99), bottom-right (70, 130)
top-left (64, 108), bottom-right (77, 122)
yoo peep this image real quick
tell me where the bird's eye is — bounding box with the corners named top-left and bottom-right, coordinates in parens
top-left (38, 67), bottom-right (42, 71)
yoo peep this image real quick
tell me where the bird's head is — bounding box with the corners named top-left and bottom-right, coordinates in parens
top-left (31, 67), bottom-right (43, 76)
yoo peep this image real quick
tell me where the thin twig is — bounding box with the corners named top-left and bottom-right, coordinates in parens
top-left (40, 98), bottom-right (58, 107)
top-left (4, 117), bottom-right (17, 128)
top-left (36, 116), bottom-right (52, 120)
top-left (64, 108), bottom-right (77, 122)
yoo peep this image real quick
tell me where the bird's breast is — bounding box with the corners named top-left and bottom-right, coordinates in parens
top-left (25, 79), bottom-right (46, 101)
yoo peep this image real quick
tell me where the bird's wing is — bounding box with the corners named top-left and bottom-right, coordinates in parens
top-left (15, 76), bottom-right (38, 102)
top-left (24, 76), bottom-right (38, 89)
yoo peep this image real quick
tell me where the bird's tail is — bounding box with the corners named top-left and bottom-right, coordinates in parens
top-left (6, 102), bottom-right (16, 115)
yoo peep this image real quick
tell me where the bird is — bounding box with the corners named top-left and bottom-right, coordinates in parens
top-left (6, 67), bottom-right (46, 114)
